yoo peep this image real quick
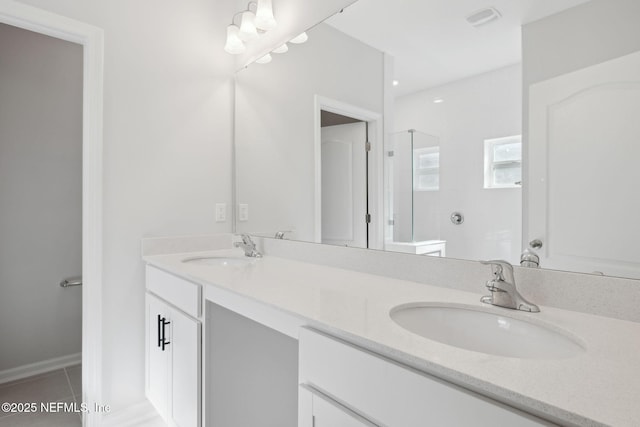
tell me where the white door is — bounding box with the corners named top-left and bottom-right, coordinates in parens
top-left (146, 294), bottom-right (170, 419)
top-left (527, 50), bottom-right (640, 278)
top-left (321, 122), bottom-right (368, 248)
top-left (170, 308), bottom-right (201, 427)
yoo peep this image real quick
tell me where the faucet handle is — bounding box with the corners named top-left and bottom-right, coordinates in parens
top-left (480, 260), bottom-right (514, 282)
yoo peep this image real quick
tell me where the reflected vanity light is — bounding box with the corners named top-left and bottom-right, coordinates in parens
top-left (392, 80), bottom-right (399, 86)
top-left (433, 97), bottom-right (444, 104)
top-left (290, 32), bottom-right (308, 44)
top-left (256, 53), bottom-right (273, 64)
top-left (272, 43), bottom-right (288, 53)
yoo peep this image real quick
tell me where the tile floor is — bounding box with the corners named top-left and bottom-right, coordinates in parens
top-left (0, 365), bottom-right (82, 427)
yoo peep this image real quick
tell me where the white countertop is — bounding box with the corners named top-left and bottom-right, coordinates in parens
top-left (144, 249), bottom-right (640, 427)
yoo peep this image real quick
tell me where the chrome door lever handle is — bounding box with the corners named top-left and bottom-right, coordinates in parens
top-left (60, 276), bottom-right (82, 287)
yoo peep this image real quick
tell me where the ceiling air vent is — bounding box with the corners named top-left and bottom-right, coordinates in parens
top-left (466, 7), bottom-right (502, 27)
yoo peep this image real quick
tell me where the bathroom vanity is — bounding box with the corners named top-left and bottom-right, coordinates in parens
top-left (143, 239), bottom-right (640, 427)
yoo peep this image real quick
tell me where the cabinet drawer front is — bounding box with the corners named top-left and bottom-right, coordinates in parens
top-left (299, 328), bottom-right (554, 427)
top-left (146, 266), bottom-right (201, 318)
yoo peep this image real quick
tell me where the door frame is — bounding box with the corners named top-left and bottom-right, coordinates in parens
top-left (314, 95), bottom-right (383, 249)
top-left (0, 2), bottom-right (104, 426)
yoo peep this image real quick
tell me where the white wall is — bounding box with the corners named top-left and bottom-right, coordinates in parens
top-left (394, 64), bottom-right (522, 263)
top-left (522, 0), bottom-right (640, 87)
top-left (12, 0), bottom-right (236, 411)
top-left (0, 23), bottom-right (82, 372)
top-left (235, 23), bottom-right (384, 241)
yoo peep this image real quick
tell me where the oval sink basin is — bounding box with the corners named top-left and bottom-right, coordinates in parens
top-left (390, 304), bottom-right (584, 359)
top-left (182, 256), bottom-right (254, 267)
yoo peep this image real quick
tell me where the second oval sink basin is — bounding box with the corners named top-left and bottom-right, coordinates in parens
top-left (390, 304), bottom-right (584, 359)
top-left (182, 256), bottom-right (254, 267)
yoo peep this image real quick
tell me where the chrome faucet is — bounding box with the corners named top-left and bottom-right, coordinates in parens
top-left (480, 260), bottom-right (539, 313)
top-left (234, 234), bottom-right (262, 258)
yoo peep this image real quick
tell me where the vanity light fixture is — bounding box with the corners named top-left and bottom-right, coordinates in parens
top-left (238, 9), bottom-right (259, 41)
top-left (225, 1), bottom-right (278, 55)
top-left (255, 0), bottom-right (277, 31)
top-left (433, 97), bottom-right (444, 104)
top-left (392, 80), bottom-right (399, 86)
top-left (256, 53), bottom-right (273, 64)
top-left (224, 24), bottom-right (246, 54)
top-left (272, 43), bottom-right (288, 54)
top-left (290, 32), bottom-right (308, 44)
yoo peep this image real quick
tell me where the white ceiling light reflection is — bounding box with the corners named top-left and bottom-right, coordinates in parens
top-left (256, 53), bottom-right (273, 64)
top-left (272, 43), bottom-right (289, 54)
top-left (290, 32), bottom-right (308, 44)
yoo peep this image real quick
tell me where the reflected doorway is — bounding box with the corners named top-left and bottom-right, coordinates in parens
top-left (320, 112), bottom-right (369, 248)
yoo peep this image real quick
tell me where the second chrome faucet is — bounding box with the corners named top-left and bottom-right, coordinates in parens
top-left (234, 234), bottom-right (262, 258)
top-left (480, 260), bottom-right (539, 313)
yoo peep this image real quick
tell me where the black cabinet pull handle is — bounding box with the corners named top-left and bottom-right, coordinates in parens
top-left (161, 318), bottom-right (171, 351)
top-left (157, 314), bottom-right (162, 348)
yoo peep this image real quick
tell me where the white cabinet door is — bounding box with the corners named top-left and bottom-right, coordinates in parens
top-left (299, 386), bottom-right (376, 427)
top-left (146, 294), bottom-right (170, 419)
top-left (146, 291), bottom-right (202, 427)
top-left (170, 308), bottom-right (201, 427)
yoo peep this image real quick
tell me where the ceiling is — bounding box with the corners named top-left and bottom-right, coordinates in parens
top-left (326, 0), bottom-right (592, 96)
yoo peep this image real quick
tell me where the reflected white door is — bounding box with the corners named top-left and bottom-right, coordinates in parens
top-left (321, 122), bottom-right (367, 248)
top-left (527, 51), bottom-right (640, 278)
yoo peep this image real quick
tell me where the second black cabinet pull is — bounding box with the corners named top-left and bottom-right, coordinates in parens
top-left (157, 314), bottom-right (171, 351)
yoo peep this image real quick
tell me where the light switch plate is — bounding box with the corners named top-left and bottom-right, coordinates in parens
top-left (215, 203), bottom-right (226, 222)
top-left (239, 204), bottom-right (249, 222)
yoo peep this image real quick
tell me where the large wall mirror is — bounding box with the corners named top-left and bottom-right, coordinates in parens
top-left (234, 0), bottom-right (640, 280)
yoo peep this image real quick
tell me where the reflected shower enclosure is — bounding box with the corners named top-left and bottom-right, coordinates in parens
top-left (387, 130), bottom-right (445, 255)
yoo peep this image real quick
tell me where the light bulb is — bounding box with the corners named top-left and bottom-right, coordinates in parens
top-left (239, 10), bottom-right (258, 41)
top-left (272, 43), bottom-right (288, 54)
top-left (224, 24), bottom-right (246, 55)
top-left (290, 32), bottom-right (308, 44)
top-left (256, 53), bottom-right (272, 64)
top-left (255, 0), bottom-right (277, 31)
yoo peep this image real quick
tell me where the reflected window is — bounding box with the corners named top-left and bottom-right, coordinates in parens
top-left (484, 136), bottom-right (522, 189)
top-left (414, 147), bottom-right (440, 191)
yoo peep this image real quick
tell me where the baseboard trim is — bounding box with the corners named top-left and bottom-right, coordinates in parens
top-left (0, 352), bottom-right (82, 385)
top-left (102, 399), bottom-right (166, 427)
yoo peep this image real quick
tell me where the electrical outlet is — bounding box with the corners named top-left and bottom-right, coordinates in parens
top-left (238, 204), bottom-right (249, 222)
top-left (215, 203), bottom-right (226, 222)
